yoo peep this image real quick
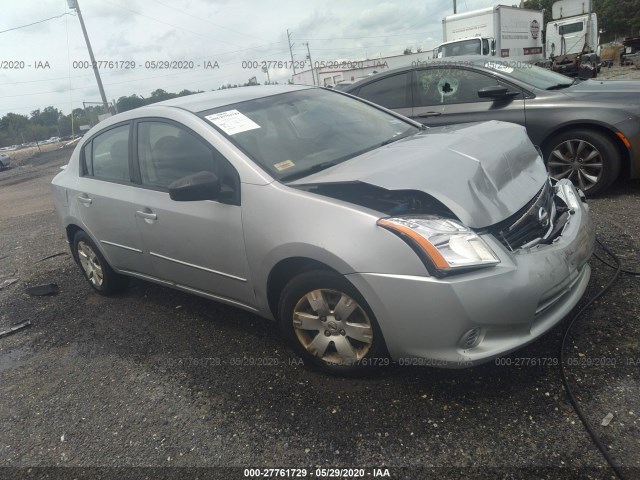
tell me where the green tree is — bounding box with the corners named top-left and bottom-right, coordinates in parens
top-left (0, 113), bottom-right (30, 146)
top-left (178, 89), bottom-right (199, 96)
top-left (596, 0), bottom-right (640, 37)
top-left (522, 0), bottom-right (554, 25)
top-left (149, 89), bottom-right (177, 103)
top-left (116, 94), bottom-right (146, 113)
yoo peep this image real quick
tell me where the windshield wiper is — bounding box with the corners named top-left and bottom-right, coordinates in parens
top-left (546, 82), bottom-right (573, 90)
top-left (379, 131), bottom-right (413, 147)
top-left (280, 161), bottom-right (340, 182)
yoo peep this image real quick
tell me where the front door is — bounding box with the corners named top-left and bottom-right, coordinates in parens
top-left (131, 119), bottom-right (255, 307)
top-left (411, 67), bottom-right (527, 128)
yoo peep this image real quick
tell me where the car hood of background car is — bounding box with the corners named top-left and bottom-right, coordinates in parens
top-left (567, 79), bottom-right (640, 94)
top-left (290, 121), bottom-right (547, 229)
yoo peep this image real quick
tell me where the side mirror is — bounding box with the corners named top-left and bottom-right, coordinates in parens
top-left (169, 171), bottom-right (220, 201)
top-left (477, 85), bottom-right (518, 99)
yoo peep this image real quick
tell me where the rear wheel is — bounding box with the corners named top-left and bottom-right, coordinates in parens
top-left (73, 231), bottom-right (128, 295)
top-left (544, 129), bottom-right (621, 196)
top-left (278, 270), bottom-right (387, 376)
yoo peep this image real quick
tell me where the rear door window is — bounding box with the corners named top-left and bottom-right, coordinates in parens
top-left (355, 73), bottom-right (411, 109)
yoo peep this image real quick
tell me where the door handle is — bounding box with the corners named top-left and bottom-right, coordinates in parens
top-left (77, 194), bottom-right (92, 205)
top-left (136, 210), bottom-right (157, 221)
top-left (417, 112), bottom-right (442, 118)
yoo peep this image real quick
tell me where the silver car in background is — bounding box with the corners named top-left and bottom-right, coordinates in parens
top-left (0, 152), bottom-right (11, 170)
top-left (51, 85), bottom-right (595, 375)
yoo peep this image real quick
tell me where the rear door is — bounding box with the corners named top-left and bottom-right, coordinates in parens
top-left (74, 122), bottom-right (150, 274)
top-left (411, 66), bottom-right (527, 128)
top-left (131, 118), bottom-right (255, 307)
top-left (348, 72), bottom-right (413, 118)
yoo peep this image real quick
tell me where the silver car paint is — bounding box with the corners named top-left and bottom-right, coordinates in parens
top-left (291, 121), bottom-right (547, 229)
top-left (348, 179), bottom-right (594, 364)
top-left (51, 85), bottom-right (595, 365)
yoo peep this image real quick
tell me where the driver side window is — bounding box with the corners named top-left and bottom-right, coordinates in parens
top-left (136, 121), bottom-right (240, 204)
top-left (415, 68), bottom-right (505, 106)
top-left (137, 122), bottom-right (218, 188)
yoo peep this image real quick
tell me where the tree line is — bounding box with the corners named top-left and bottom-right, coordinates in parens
top-left (0, 79), bottom-right (277, 148)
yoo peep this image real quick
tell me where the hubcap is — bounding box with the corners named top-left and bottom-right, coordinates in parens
top-left (77, 241), bottom-right (104, 287)
top-left (547, 139), bottom-right (603, 192)
top-left (292, 289), bottom-right (373, 365)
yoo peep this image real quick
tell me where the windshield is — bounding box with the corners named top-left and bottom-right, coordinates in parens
top-left (483, 61), bottom-right (574, 90)
top-left (199, 88), bottom-right (419, 181)
top-left (333, 82), bottom-right (354, 91)
top-left (438, 39), bottom-right (482, 57)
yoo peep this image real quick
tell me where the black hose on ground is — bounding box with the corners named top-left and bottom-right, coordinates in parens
top-left (560, 237), bottom-right (626, 479)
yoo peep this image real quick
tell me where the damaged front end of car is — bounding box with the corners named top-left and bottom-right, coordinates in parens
top-left (287, 121), bottom-right (595, 364)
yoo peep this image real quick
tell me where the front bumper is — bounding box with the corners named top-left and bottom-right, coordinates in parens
top-left (347, 180), bottom-right (595, 367)
top-left (615, 116), bottom-right (640, 178)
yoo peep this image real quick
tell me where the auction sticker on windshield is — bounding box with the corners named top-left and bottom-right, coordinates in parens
top-left (274, 160), bottom-right (295, 171)
top-left (485, 62), bottom-right (514, 73)
top-left (205, 109), bottom-right (261, 135)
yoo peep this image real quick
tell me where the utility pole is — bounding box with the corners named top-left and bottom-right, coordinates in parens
top-left (262, 65), bottom-right (271, 84)
top-left (453, 0), bottom-right (457, 14)
top-left (304, 42), bottom-right (316, 86)
top-left (287, 29), bottom-right (297, 74)
top-left (67, 0), bottom-right (110, 113)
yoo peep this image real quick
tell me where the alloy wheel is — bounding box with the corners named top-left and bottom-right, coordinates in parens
top-left (77, 240), bottom-right (104, 287)
top-left (292, 289), bottom-right (373, 365)
top-left (547, 139), bottom-right (603, 192)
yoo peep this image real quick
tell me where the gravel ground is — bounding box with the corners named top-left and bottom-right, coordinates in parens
top-left (0, 127), bottom-right (639, 480)
top-left (598, 64), bottom-right (640, 80)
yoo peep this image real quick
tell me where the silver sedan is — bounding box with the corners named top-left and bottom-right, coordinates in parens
top-left (51, 85), bottom-right (595, 375)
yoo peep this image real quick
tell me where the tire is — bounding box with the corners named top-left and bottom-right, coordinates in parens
top-left (543, 129), bottom-right (621, 196)
top-left (73, 231), bottom-right (128, 295)
top-left (278, 270), bottom-right (387, 376)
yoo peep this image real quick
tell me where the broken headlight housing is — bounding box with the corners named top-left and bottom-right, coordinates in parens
top-left (377, 216), bottom-right (499, 276)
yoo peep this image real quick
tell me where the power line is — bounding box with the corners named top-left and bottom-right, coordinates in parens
top-left (0, 47), bottom-right (293, 100)
top-left (102, 0), bottom-right (246, 49)
top-left (297, 30), bottom-right (442, 41)
top-left (0, 11), bottom-right (75, 35)
top-left (150, 0), bottom-right (270, 42)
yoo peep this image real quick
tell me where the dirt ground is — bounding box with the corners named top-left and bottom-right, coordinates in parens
top-left (0, 116), bottom-right (639, 479)
top-left (598, 63), bottom-right (640, 80)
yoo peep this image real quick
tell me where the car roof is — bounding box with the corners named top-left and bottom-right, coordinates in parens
top-left (154, 84), bottom-right (314, 113)
top-left (344, 56), bottom-right (491, 90)
top-left (69, 84), bottom-right (322, 144)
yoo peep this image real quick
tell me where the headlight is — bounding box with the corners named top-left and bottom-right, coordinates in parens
top-left (377, 216), bottom-right (499, 276)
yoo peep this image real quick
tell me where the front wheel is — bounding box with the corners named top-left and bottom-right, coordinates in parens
top-left (278, 270), bottom-right (387, 376)
top-left (543, 129), bottom-right (621, 196)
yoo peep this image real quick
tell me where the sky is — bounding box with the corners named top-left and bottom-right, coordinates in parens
top-left (0, 0), bottom-right (504, 117)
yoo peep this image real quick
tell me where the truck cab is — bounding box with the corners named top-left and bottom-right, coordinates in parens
top-left (546, 13), bottom-right (599, 58)
top-left (435, 37), bottom-right (494, 58)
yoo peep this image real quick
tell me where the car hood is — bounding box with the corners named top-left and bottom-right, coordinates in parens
top-left (290, 121), bottom-right (547, 229)
top-left (567, 79), bottom-right (640, 94)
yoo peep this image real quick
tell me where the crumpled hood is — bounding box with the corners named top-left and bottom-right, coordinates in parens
top-left (290, 121), bottom-right (548, 228)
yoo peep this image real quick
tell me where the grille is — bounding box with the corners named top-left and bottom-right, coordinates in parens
top-left (492, 180), bottom-right (556, 251)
